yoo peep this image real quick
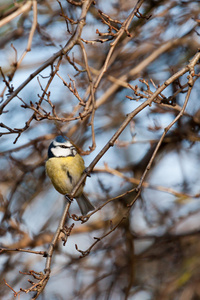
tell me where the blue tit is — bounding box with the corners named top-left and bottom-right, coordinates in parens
top-left (45, 135), bottom-right (95, 215)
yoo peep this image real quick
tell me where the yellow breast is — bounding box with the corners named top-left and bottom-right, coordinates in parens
top-left (45, 154), bottom-right (85, 196)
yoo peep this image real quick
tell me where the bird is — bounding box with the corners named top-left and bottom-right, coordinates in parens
top-left (45, 135), bottom-right (95, 215)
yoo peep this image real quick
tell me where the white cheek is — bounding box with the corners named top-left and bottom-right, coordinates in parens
top-left (51, 147), bottom-right (72, 157)
top-left (53, 140), bottom-right (72, 148)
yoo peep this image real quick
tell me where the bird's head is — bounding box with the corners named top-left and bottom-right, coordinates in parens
top-left (48, 136), bottom-right (77, 158)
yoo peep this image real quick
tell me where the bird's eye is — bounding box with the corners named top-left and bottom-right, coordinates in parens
top-left (60, 145), bottom-right (68, 149)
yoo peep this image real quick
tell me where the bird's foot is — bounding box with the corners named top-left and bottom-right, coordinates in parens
top-left (65, 194), bottom-right (73, 203)
top-left (84, 167), bottom-right (91, 177)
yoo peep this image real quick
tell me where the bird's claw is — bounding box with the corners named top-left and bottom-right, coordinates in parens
top-left (65, 194), bottom-right (73, 203)
top-left (84, 167), bottom-right (91, 177)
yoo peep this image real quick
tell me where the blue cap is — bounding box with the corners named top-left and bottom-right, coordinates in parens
top-left (55, 135), bottom-right (69, 143)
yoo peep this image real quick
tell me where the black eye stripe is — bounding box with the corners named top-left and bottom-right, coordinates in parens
top-left (60, 145), bottom-right (69, 148)
top-left (59, 145), bottom-right (76, 151)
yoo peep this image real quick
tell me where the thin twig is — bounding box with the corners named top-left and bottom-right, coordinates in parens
top-left (94, 164), bottom-right (193, 199)
top-left (69, 50), bottom-right (200, 206)
top-left (0, 247), bottom-right (47, 256)
top-left (0, 0), bottom-right (94, 114)
top-left (17, 0), bottom-right (38, 67)
top-left (78, 40), bottom-right (96, 152)
top-left (94, 0), bottom-right (144, 89)
top-left (0, 1), bottom-right (32, 28)
top-left (136, 57), bottom-right (198, 193)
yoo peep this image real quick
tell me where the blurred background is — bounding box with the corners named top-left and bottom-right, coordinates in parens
top-left (0, 0), bottom-right (200, 299)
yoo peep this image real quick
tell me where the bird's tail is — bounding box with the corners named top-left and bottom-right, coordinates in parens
top-left (76, 193), bottom-right (95, 216)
